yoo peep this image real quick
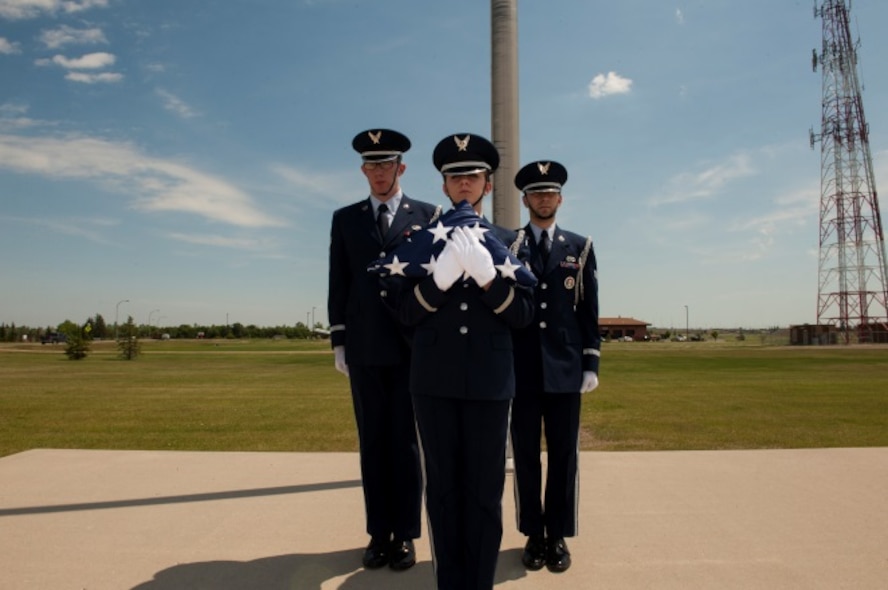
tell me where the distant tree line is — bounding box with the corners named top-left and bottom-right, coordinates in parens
top-left (0, 314), bottom-right (326, 343)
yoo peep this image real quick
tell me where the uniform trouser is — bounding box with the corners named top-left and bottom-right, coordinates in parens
top-left (413, 395), bottom-right (511, 590)
top-left (349, 364), bottom-right (422, 541)
top-left (510, 391), bottom-right (581, 539)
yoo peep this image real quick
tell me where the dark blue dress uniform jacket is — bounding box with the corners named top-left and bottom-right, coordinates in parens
top-left (328, 195), bottom-right (439, 366)
top-left (513, 226), bottom-right (600, 394)
top-left (382, 226), bottom-right (535, 399)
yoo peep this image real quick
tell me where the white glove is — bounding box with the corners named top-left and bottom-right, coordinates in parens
top-left (333, 345), bottom-right (349, 377)
top-left (580, 371), bottom-right (598, 393)
top-left (452, 226), bottom-right (495, 286)
top-left (433, 240), bottom-right (464, 291)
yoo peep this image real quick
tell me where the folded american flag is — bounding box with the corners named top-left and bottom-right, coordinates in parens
top-left (368, 201), bottom-right (537, 287)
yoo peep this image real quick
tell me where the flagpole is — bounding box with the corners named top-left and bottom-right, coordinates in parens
top-left (491, 0), bottom-right (520, 229)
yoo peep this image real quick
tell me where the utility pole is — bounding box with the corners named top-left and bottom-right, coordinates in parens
top-left (115, 299), bottom-right (129, 341)
top-left (811, 0), bottom-right (888, 343)
top-left (147, 309), bottom-right (159, 339)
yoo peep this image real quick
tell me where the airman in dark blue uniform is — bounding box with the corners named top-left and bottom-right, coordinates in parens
top-left (379, 133), bottom-right (535, 589)
top-left (327, 128), bottom-right (439, 571)
top-left (510, 160), bottom-right (601, 573)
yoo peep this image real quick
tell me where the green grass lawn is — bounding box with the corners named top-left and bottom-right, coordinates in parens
top-left (584, 343), bottom-right (887, 450)
top-left (1, 339), bottom-right (886, 457)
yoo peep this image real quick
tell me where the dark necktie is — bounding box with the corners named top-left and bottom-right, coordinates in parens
top-left (377, 203), bottom-right (390, 239)
top-left (540, 230), bottom-right (551, 264)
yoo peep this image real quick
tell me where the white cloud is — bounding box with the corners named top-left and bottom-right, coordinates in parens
top-left (650, 153), bottom-right (757, 206)
top-left (166, 232), bottom-right (269, 250)
top-left (0, 0), bottom-right (51, 19)
top-left (271, 164), bottom-right (337, 194)
top-left (41, 51), bottom-right (115, 69)
top-left (0, 102), bottom-right (41, 129)
top-left (0, 133), bottom-right (285, 228)
top-left (35, 51), bottom-right (121, 82)
top-left (156, 89), bottom-right (198, 119)
top-left (774, 184), bottom-right (819, 208)
top-left (588, 71), bottom-right (633, 99)
top-left (65, 71), bottom-right (122, 83)
top-left (0, 102), bottom-right (28, 116)
top-left (733, 204), bottom-right (813, 233)
top-left (727, 184), bottom-right (819, 262)
top-left (0, 36), bottom-right (20, 53)
top-left (0, 214), bottom-right (117, 244)
top-left (60, 0), bottom-right (108, 14)
top-left (0, 117), bottom-right (38, 130)
top-left (0, 0), bottom-right (109, 20)
top-left (675, 8), bottom-right (685, 25)
top-left (39, 25), bottom-right (107, 49)
top-left (658, 211), bottom-right (709, 233)
top-left (270, 163), bottom-right (363, 206)
top-left (672, 172), bottom-right (818, 263)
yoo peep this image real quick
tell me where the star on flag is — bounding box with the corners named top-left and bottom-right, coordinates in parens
top-left (383, 255), bottom-right (409, 276)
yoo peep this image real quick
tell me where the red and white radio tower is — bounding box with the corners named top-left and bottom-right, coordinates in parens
top-left (811, 0), bottom-right (888, 343)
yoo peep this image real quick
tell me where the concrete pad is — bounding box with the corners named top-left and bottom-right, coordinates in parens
top-left (0, 448), bottom-right (885, 589)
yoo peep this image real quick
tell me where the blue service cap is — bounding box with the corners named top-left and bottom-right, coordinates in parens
top-left (352, 128), bottom-right (411, 162)
top-left (432, 133), bottom-right (500, 175)
top-left (515, 160), bottom-right (568, 193)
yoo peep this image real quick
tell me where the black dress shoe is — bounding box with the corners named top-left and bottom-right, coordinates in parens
top-left (546, 537), bottom-right (571, 573)
top-left (521, 534), bottom-right (547, 570)
top-left (362, 537), bottom-right (390, 569)
top-left (388, 539), bottom-right (416, 571)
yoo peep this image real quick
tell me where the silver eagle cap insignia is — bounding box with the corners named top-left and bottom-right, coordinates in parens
top-left (454, 135), bottom-right (470, 152)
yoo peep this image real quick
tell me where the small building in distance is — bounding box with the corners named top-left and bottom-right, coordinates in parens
top-left (600, 317), bottom-right (650, 341)
top-left (789, 324), bottom-right (838, 345)
top-left (790, 322), bottom-right (888, 344)
top-left (857, 322), bottom-right (888, 343)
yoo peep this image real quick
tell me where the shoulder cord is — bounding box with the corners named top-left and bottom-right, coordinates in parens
top-left (575, 236), bottom-right (593, 307)
top-left (429, 205), bottom-right (443, 224)
top-left (509, 228), bottom-right (526, 257)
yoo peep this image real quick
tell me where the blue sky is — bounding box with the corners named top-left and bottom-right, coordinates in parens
top-left (2, 0), bottom-right (888, 331)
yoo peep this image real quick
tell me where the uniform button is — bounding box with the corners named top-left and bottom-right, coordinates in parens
top-left (380, 290), bottom-right (388, 297)
top-left (541, 283), bottom-right (548, 290)
top-left (459, 326), bottom-right (468, 335)
top-left (460, 303), bottom-right (468, 311)
top-left (463, 282), bottom-right (470, 288)
top-left (540, 302), bottom-right (548, 310)
top-left (539, 321), bottom-right (547, 329)
top-left (379, 251), bottom-right (386, 258)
